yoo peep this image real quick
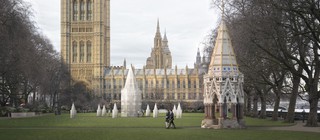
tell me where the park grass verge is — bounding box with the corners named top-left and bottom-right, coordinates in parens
top-left (0, 113), bottom-right (317, 140)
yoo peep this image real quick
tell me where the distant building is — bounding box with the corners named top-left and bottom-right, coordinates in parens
top-left (146, 20), bottom-right (172, 69)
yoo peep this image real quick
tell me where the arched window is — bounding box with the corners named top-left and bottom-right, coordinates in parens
top-left (79, 41), bottom-right (84, 62)
top-left (87, 0), bottom-right (92, 20)
top-left (72, 41), bottom-right (78, 62)
top-left (86, 41), bottom-right (92, 62)
top-left (73, 0), bottom-right (78, 21)
top-left (80, 0), bottom-right (85, 20)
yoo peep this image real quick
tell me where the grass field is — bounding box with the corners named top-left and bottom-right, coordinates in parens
top-left (0, 113), bottom-right (319, 140)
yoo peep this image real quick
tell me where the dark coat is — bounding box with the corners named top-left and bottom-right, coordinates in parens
top-left (169, 111), bottom-right (174, 121)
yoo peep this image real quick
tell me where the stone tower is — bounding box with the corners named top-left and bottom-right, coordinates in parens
top-left (201, 19), bottom-right (245, 129)
top-left (146, 19), bottom-right (172, 69)
top-left (61, 0), bottom-right (110, 96)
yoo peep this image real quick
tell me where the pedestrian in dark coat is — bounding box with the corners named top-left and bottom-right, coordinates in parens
top-left (166, 109), bottom-right (176, 129)
top-left (165, 109), bottom-right (170, 128)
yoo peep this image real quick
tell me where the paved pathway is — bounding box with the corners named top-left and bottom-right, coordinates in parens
top-left (264, 121), bottom-right (320, 133)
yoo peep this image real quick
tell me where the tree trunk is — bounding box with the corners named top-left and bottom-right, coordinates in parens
top-left (285, 68), bottom-right (302, 123)
top-left (272, 94), bottom-right (280, 121)
top-left (306, 86), bottom-right (319, 127)
top-left (259, 93), bottom-right (267, 119)
top-left (246, 93), bottom-right (252, 116)
top-left (252, 94), bottom-right (258, 118)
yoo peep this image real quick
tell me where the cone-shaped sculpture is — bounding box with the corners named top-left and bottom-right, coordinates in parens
top-left (145, 104), bottom-right (151, 117)
top-left (172, 104), bottom-right (177, 115)
top-left (176, 103), bottom-right (182, 118)
top-left (153, 103), bottom-right (158, 118)
top-left (70, 103), bottom-right (76, 118)
top-left (112, 103), bottom-right (118, 118)
top-left (102, 105), bottom-right (107, 116)
top-left (121, 65), bottom-right (142, 117)
top-left (96, 104), bottom-right (102, 117)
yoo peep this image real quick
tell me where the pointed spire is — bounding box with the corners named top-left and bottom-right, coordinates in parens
top-left (154, 18), bottom-right (162, 48)
top-left (197, 48), bottom-right (201, 57)
top-left (163, 29), bottom-right (168, 42)
top-left (157, 18), bottom-right (160, 33)
top-left (123, 58), bottom-right (126, 69)
top-left (196, 48), bottom-right (201, 64)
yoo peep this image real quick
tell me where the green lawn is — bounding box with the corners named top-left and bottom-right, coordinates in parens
top-left (0, 113), bottom-right (318, 140)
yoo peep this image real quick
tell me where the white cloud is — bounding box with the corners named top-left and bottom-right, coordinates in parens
top-left (28, 0), bottom-right (219, 68)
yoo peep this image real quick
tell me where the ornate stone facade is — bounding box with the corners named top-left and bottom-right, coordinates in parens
top-left (146, 20), bottom-right (172, 69)
top-left (61, 0), bottom-right (110, 96)
top-left (104, 64), bottom-right (204, 105)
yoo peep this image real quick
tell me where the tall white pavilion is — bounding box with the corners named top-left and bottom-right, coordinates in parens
top-left (201, 18), bottom-right (245, 129)
top-left (121, 65), bottom-right (142, 117)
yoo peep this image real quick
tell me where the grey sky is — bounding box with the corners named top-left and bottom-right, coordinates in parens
top-left (27, 0), bottom-right (219, 68)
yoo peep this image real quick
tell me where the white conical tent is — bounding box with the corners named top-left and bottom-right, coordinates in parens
top-left (96, 104), bottom-right (102, 117)
top-left (112, 103), bottom-right (118, 118)
top-left (121, 65), bottom-right (142, 117)
top-left (102, 105), bottom-right (107, 116)
top-left (70, 103), bottom-right (76, 118)
top-left (145, 104), bottom-right (151, 117)
top-left (153, 103), bottom-right (158, 118)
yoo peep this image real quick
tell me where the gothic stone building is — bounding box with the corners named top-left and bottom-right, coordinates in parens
top-left (61, 0), bottom-right (205, 108)
top-left (104, 21), bottom-right (205, 108)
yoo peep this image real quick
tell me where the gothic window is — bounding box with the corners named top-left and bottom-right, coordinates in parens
top-left (72, 41), bottom-right (77, 62)
top-left (80, 0), bottom-right (85, 20)
top-left (79, 41), bottom-right (84, 62)
top-left (72, 0), bottom-right (78, 21)
top-left (87, 0), bottom-right (92, 20)
top-left (182, 80), bottom-right (185, 88)
top-left (172, 81), bottom-right (174, 88)
top-left (86, 41), bottom-right (92, 62)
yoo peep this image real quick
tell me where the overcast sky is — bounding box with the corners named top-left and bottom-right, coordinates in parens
top-left (27, 0), bottom-right (219, 68)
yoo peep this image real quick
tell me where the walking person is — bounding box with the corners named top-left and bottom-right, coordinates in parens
top-left (166, 109), bottom-right (176, 129)
top-left (165, 109), bottom-right (170, 128)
